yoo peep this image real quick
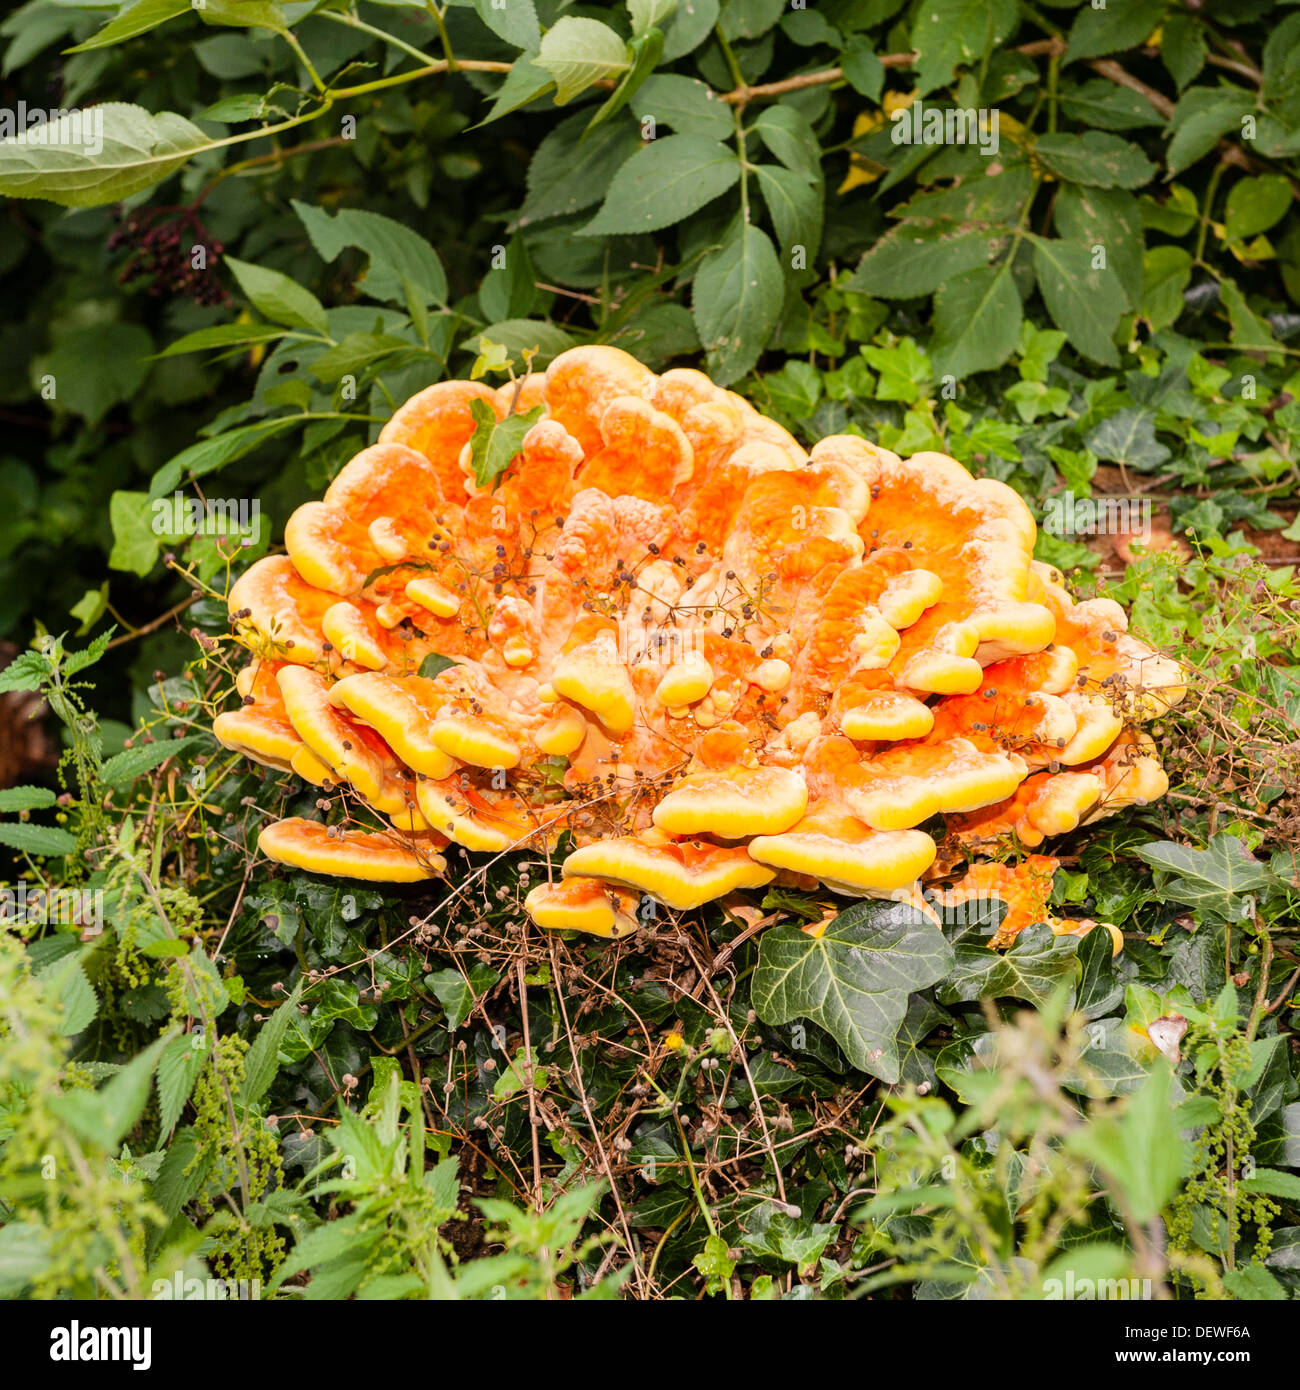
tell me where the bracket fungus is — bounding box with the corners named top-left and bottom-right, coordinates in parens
top-left (212, 346), bottom-right (1185, 953)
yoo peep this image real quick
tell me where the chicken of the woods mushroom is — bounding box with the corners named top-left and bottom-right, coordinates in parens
top-left (212, 346), bottom-right (1185, 953)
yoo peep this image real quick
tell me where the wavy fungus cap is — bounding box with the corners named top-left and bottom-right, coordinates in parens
top-left (213, 346), bottom-right (1185, 951)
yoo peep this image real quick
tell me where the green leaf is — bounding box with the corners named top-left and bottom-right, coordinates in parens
top-left (418, 654), bottom-right (455, 680)
top-left (48, 1030), bottom-right (175, 1151)
top-left (1160, 12), bottom-right (1207, 91)
top-left (1070, 1064), bottom-right (1188, 1220)
top-left (752, 899), bottom-right (954, 1081)
top-left (520, 110), bottom-right (643, 224)
top-left (1225, 174), bottom-right (1292, 240)
top-left (0, 822), bottom-right (78, 857)
top-left (425, 964), bottom-right (500, 1030)
top-left (155, 1033), bottom-right (205, 1134)
top-left (1240, 1168), bottom-right (1300, 1201)
top-left (536, 16), bottom-right (630, 105)
top-left (241, 981), bottom-right (304, 1108)
top-left (1135, 836), bottom-right (1281, 921)
top-left (0, 103), bottom-right (212, 208)
top-left (40, 323), bottom-right (152, 427)
top-left (477, 57), bottom-right (555, 125)
top-left (291, 201), bottom-right (448, 307)
top-left (1034, 132), bottom-right (1155, 190)
top-left (752, 105), bottom-right (821, 179)
top-left (100, 735), bottom-right (205, 789)
top-left (693, 1233), bottom-right (736, 1293)
top-left (1220, 278), bottom-right (1281, 352)
top-left (1222, 1263), bottom-right (1288, 1301)
top-left (1054, 185), bottom-right (1143, 307)
top-left (929, 262), bottom-right (1023, 380)
top-left (224, 256), bottom-right (330, 335)
top-left (660, 0), bottom-right (718, 62)
top-left (65, 0), bottom-right (189, 53)
top-left (0, 786), bottom-right (55, 813)
top-left (40, 957), bottom-right (99, 1037)
top-left (493, 1047), bottom-right (549, 1101)
top-left (582, 135), bottom-right (740, 234)
top-left (939, 925), bottom-right (1080, 1007)
top-left (1084, 406), bottom-right (1171, 470)
top-left (910, 0), bottom-right (1018, 96)
top-left (1167, 88), bottom-right (1253, 176)
top-left (107, 491), bottom-right (161, 577)
top-left (466, 398), bottom-right (545, 490)
top-left (148, 417), bottom-right (304, 499)
top-left (1063, 0), bottom-right (1165, 65)
top-left (0, 653), bottom-right (47, 696)
top-left (1140, 245), bottom-right (1192, 331)
top-left (631, 74), bottom-right (732, 140)
top-left (692, 220), bottom-right (783, 387)
top-left (474, 0), bottom-right (540, 51)
top-left (850, 225), bottom-right (1001, 300)
top-left (153, 321), bottom-right (291, 359)
top-left (842, 35), bottom-right (884, 102)
top-left (754, 163), bottom-right (821, 259)
top-left (1031, 236), bottom-right (1127, 366)
top-left (1059, 79), bottom-right (1166, 132)
top-left (629, 0), bottom-right (677, 35)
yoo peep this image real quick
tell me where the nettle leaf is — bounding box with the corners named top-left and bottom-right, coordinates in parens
top-left (65, 0), bottom-right (190, 53)
top-left (910, 0), bottom-right (1019, 96)
top-left (39, 956), bottom-right (99, 1038)
top-left (292, 201), bottom-right (448, 307)
top-left (1031, 236), bottom-right (1127, 366)
top-left (751, 899), bottom-right (953, 1082)
top-left (1135, 835), bottom-right (1282, 921)
top-left (155, 1033), bottom-right (206, 1135)
top-left (582, 135), bottom-right (740, 234)
top-left (929, 262), bottom-right (1023, 380)
top-left (536, 16), bottom-right (630, 105)
top-left (0, 822), bottom-right (78, 857)
top-left (0, 103), bottom-right (212, 208)
top-left (1063, 0), bottom-right (1166, 65)
top-left (692, 219), bottom-right (783, 386)
top-left (225, 256), bottom-right (330, 335)
top-left (0, 786), bottom-right (55, 813)
top-left (1033, 132), bottom-right (1155, 189)
top-left (938, 925), bottom-right (1080, 1007)
top-left (48, 1031), bottom-right (175, 1151)
top-left (467, 398), bottom-right (545, 489)
top-left (100, 734), bottom-right (206, 789)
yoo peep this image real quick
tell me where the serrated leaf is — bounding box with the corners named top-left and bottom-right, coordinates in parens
top-left (536, 16), bottom-right (630, 105)
top-left (519, 110), bottom-right (642, 224)
top-left (1063, 0), bottom-right (1166, 65)
top-left (692, 220), bottom-right (783, 386)
top-left (850, 224), bottom-right (1001, 299)
top-left (752, 105), bottom-right (820, 178)
top-left (752, 899), bottom-right (953, 1081)
top-left (40, 956), bottom-right (99, 1037)
top-left (930, 262), bottom-right (1023, 380)
top-left (153, 322), bottom-right (292, 359)
top-left (474, 0), bottom-right (540, 51)
top-left (148, 417), bottom-right (304, 499)
top-left (0, 786), bottom-right (56, 813)
top-left (466, 399), bottom-right (544, 489)
top-left (754, 163), bottom-right (821, 259)
top-left (48, 1031), bottom-right (175, 1151)
top-left (582, 134), bottom-right (740, 234)
top-left (225, 256), bottom-right (329, 335)
top-left (0, 103), bottom-right (212, 208)
top-left (1034, 132), bottom-right (1155, 190)
top-left (631, 74), bottom-right (732, 140)
top-left (1059, 79), bottom-right (1166, 131)
top-left (0, 822), bottom-right (77, 857)
top-left (1054, 184), bottom-right (1143, 307)
top-left (1166, 88), bottom-right (1253, 176)
top-left (842, 35), bottom-right (884, 102)
top-left (910, 0), bottom-right (1019, 96)
top-left (1032, 236), bottom-right (1126, 366)
top-left (240, 981), bottom-right (303, 1108)
top-left (100, 734), bottom-right (205, 789)
top-left (155, 1033), bottom-right (205, 1134)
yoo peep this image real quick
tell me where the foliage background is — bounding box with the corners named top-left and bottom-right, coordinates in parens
top-left (0, 0), bottom-right (1299, 1300)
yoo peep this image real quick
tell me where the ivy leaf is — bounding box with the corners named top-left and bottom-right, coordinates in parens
top-left (1135, 835), bottom-right (1282, 921)
top-left (224, 257), bottom-right (330, 335)
top-left (929, 262), bottom-right (1023, 380)
top-left (938, 925), bottom-right (1080, 1007)
top-left (1034, 132), bottom-right (1155, 189)
top-left (752, 899), bottom-right (953, 1082)
top-left (0, 103), bottom-right (211, 208)
top-left (1031, 236), bottom-right (1127, 366)
top-left (692, 220), bottom-right (783, 386)
top-left (1084, 406), bottom-right (1171, 470)
top-left (466, 399), bottom-right (545, 490)
top-left (582, 135), bottom-right (740, 234)
top-left (536, 17), bottom-right (630, 105)
top-left (1219, 278), bottom-right (1282, 352)
top-left (425, 965), bottom-right (500, 1030)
